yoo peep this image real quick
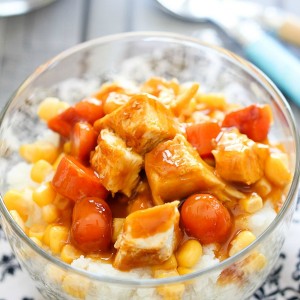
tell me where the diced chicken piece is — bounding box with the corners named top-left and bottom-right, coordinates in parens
top-left (94, 94), bottom-right (179, 155)
top-left (145, 134), bottom-right (227, 205)
top-left (103, 92), bottom-right (131, 115)
top-left (113, 201), bottom-right (182, 271)
top-left (90, 129), bottom-right (143, 197)
top-left (213, 129), bottom-right (269, 185)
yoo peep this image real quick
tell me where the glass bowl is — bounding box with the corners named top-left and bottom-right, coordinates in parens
top-left (0, 32), bottom-right (299, 300)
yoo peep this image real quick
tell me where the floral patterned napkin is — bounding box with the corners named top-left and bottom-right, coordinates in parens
top-left (0, 199), bottom-right (299, 300)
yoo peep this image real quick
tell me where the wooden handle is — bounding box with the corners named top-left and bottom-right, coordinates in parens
top-left (278, 16), bottom-right (300, 47)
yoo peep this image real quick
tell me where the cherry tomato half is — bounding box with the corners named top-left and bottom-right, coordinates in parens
top-left (180, 194), bottom-right (232, 244)
top-left (71, 197), bottom-right (112, 253)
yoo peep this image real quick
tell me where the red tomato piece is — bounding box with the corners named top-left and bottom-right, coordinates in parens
top-left (74, 97), bottom-right (105, 124)
top-left (180, 194), bottom-right (232, 244)
top-left (48, 107), bottom-right (82, 138)
top-left (71, 122), bottom-right (98, 162)
top-left (52, 155), bottom-right (108, 202)
top-left (71, 197), bottom-right (112, 252)
top-left (222, 104), bottom-right (272, 142)
top-left (48, 98), bottom-right (104, 138)
top-left (186, 122), bottom-right (221, 157)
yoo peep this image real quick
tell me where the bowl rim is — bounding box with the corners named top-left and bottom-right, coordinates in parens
top-left (0, 31), bottom-right (299, 287)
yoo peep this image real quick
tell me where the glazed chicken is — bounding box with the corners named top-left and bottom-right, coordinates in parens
top-left (92, 93), bottom-right (247, 207)
top-left (90, 128), bottom-right (143, 197)
top-left (94, 93), bottom-right (180, 155)
top-left (11, 77), bottom-right (291, 287)
top-left (114, 201), bottom-right (181, 271)
top-left (145, 134), bottom-right (244, 205)
top-left (145, 134), bottom-right (224, 205)
top-left (213, 129), bottom-right (269, 185)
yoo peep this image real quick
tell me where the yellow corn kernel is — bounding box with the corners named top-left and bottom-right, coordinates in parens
top-left (32, 182), bottom-right (56, 207)
top-left (49, 225), bottom-right (69, 254)
top-left (53, 195), bottom-right (72, 211)
top-left (62, 274), bottom-right (90, 299)
top-left (157, 284), bottom-right (185, 300)
top-left (30, 236), bottom-right (43, 247)
top-left (53, 153), bottom-right (65, 170)
top-left (112, 218), bottom-right (125, 243)
top-left (19, 142), bottom-right (59, 164)
top-left (197, 93), bottom-right (226, 110)
top-left (177, 267), bottom-right (194, 285)
top-left (218, 251), bottom-right (266, 286)
top-left (234, 215), bottom-right (249, 231)
top-left (177, 266), bottom-right (193, 276)
top-left (28, 224), bottom-right (46, 241)
top-left (155, 270), bottom-right (185, 300)
top-left (63, 141), bottom-right (71, 154)
top-left (46, 265), bottom-right (66, 285)
top-left (153, 269), bottom-right (178, 279)
top-left (31, 159), bottom-right (53, 183)
top-left (243, 251), bottom-right (267, 274)
top-left (61, 244), bottom-right (82, 264)
top-left (37, 97), bottom-right (70, 122)
top-left (176, 239), bottom-right (202, 268)
top-left (229, 231), bottom-right (256, 257)
top-left (3, 190), bottom-right (29, 221)
top-left (240, 192), bottom-right (263, 213)
top-left (9, 210), bottom-right (26, 232)
top-left (43, 224), bottom-right (55, 246)
top-left (254, 177), bottom-right (272, 197)
top-left (265, 152), bottom-right (291, 187)
top-left (42, 204), bottom-right (59, 223)
top-left (152, 254), bottom-right (178, 272)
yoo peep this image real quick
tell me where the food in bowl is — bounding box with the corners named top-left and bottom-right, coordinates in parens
top-left (2, 76), bottom-right (292, 299)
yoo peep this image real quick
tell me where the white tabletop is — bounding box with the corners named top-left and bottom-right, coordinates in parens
top-left (0, 1), bottom-right (300, 299)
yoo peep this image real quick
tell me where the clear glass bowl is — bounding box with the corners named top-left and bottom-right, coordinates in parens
top-left (0, 32), bottom-right (299, 300)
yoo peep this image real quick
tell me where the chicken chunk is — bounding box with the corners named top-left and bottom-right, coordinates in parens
top-left (90, 129), bottom-right (143, 197)
top-left (94, 94), bottom-right (179, 155)
top-left (145, 134), bottom-right (227, 205)
top-left (113, 201), bottom-right (181, 271)
top-left (103, 92), bottom-right (131, 115)
top-left (212, 129), bottom-right (269, 185)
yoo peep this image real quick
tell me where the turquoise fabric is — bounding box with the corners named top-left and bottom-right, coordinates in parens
top-left (245, 33), bottom-right (300, 106)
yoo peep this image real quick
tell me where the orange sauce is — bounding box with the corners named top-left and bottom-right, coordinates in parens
top-left (28, 80), bottom-right (291, 270)
top-left (215, 213), bottom-right (249, 261)
top-left (125, 204), bottom-right (174, 238)
top-left (108, 194), bottom-right (129, 218)
top-left (86, 248), bottom-right (116, 264)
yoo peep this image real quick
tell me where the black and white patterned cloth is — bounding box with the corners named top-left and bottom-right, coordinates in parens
top-left (0, 224), bottom-right (41, 300)
top-left (1, 201), bottom-right (300, 300)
